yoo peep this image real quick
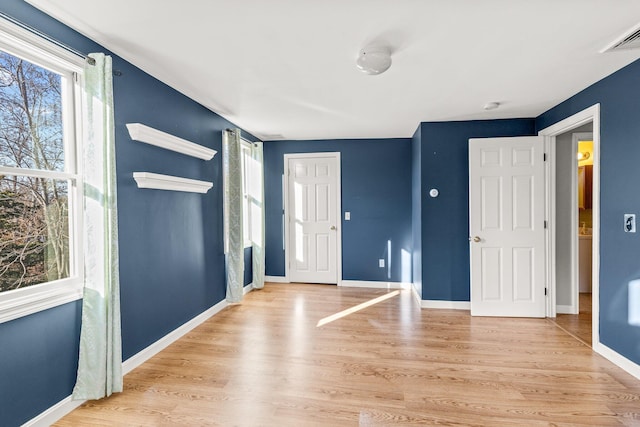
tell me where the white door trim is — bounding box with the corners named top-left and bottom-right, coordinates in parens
top-left (283, 152), bottom-right (342, 285)
top-left (538, 104), bottom-right (600, 347)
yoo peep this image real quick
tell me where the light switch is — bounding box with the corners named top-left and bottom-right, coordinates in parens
top-left (624, 214), bottom-right (636, 233)
top-left (345, 212), bottom-right (351, 221)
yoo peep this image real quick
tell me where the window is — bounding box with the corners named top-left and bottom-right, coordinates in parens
top-left (240, 140), bottom-right (253, 247)
top-left (0, 17), bottom-right (85, 323)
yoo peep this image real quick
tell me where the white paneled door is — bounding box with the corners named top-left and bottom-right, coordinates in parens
top-left (469, 137), bottom-right (546, 317)
top-left (286, 154), bottom-right (340, 284)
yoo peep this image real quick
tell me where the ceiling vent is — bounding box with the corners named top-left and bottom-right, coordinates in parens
top-left (601, 23), bottom-right (640, 53)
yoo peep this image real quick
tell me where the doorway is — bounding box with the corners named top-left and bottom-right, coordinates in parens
top-left (284, 153), bottom-right (342, 284)
top-left (549, 124), bottom-right (594, 345)
top-left (539, 104), bottom-right (600, 347)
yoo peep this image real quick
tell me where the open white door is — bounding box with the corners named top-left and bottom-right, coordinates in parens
top-left (286, 153), bottom-right (340, 284)
top-left (469, 136), bottom-right (546, 317)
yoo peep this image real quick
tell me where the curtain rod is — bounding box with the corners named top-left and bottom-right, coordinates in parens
top-left (0, 11), bottom-right (95, 65)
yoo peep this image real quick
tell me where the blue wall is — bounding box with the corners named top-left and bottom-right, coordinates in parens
top-left (418, 119), bottom-right (536, 300)
top-left (0, 2), bottom-right (254, 425)
top-left (536, 58), bottom-right (640, 365)
top-left (264, 139), bottom-right (413, 283)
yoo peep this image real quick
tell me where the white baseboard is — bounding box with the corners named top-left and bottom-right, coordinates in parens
top-left (243, 283), bottom-right (254, 295)
top-left (22, 395), bottom-right (85, 427)
top-left (421, 300), bottom-right (471, 310)
top-left (26, 297), bottom-right (232, 426)
top-left (123, 298), bottom-right (228, 374)
top-left (265, 275), bottom-right (289, 283)
top-left (340, 280), bottom-right (412, 290)
top-left (410, 285), bottom-right (421, 306)
top-left (556, 304), bottom-right (577, 314)
top-left (594, 342), bottom-right (640, 380)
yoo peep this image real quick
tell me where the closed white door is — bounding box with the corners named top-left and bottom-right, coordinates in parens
top-left (287, 154), bottom-right (339, 284)
top-left (469, 136), bottom-right (546, 317)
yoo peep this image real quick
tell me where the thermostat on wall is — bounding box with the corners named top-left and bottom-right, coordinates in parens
top-left (429, 188), bottom-right (439, 198)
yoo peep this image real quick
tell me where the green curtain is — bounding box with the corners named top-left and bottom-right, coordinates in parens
top-left (250, 142), bottom-right (265, 290)
top-left (72, 53), bottom-right (122, 400)
top-left (223, 128), bottom-right (244, 302)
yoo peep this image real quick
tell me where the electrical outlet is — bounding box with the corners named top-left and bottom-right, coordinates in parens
top-left (379, 259), bottom-right (385, 268)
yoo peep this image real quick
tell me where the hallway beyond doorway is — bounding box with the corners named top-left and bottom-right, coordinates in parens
top-left (549, 293), bottom-right (592, 346)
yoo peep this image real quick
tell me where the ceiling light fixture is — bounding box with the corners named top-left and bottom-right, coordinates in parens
top-left (356, 47), bottom-right (392, 75)
top-left (483, 102), bottom-right (500, 110)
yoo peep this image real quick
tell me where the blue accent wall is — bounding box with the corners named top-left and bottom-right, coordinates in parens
top-left (418, 119), bottom-right (536, 300)
top-left (0, 303), bottom-right (81, 426)
top-left (264, 139), bottom-right (412, 283)
top-left (536, 58), bottom-right (640, 365)
top-left (0, 1), bottom-right (254, 425)
top-left (411, 126), bottom-right (422, 298)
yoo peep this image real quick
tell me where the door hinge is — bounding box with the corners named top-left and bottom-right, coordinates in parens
top-left (544, 287), bottom-right (548, 296)
top-left (543, 153), bottom-right (547, 162)
top-left (544, 220), bottom-right (548, 229)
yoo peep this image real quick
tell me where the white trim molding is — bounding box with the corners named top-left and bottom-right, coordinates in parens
top-left (133, 172), bottom-right (213, 193)
top-left (539, 104), bottom-right (600, 342)
top-left (556, 305), bottom-right (577, 315)
top-left (340, 280), bottom-right (412, 290)
top-left (265, 276), bottom-right (290, 283)
top-left (0, 280), bottom-right (83, 324)
top-left (122, 298), bottom-right (229, 374)
top-left (0, 13), bottom-right (84, 73)
top-left (126, 123), bottom-right (217, 160)
top-left (594, 342), bottom-right (640, 380)
top-left (22, 396), bottom-right (85, 427)
top-left (25, 297), bottom-right (232, 427)
top-left (243, 283), bottom-right (254, 295)
top-left (421, 300), bottom-right (471, 310)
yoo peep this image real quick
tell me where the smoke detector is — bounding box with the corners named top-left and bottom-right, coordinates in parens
top-left (356, 47), bottom-right (392, 75)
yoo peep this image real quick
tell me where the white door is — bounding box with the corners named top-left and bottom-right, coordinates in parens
top-left (469, 136), bottom-right (546, 317)
top-left (286, 154), bottom-right (340, 284)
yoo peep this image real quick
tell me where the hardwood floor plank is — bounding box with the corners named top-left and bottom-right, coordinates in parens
top-left (55, 284), bottom-right (640, 426)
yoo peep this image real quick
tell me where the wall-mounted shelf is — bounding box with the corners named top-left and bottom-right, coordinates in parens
top-left (133, 172), bottom-right (213, 193)
top-left (126, 123), bottom-right (217, 160)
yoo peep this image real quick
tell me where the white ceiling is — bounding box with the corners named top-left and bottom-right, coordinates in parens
top-left (25, 0), bottom-right (640, 140)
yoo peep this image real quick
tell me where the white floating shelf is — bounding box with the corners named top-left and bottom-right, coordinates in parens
top-left (133, 172), bottom-right (213, 193)
top-left (126, 123), bottom-right (217, 160)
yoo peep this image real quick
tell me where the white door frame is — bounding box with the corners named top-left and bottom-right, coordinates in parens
top-left (283, 152), bottom-right (342, 285)
top-left (571, 131), bottom-right (594, 314)
top-left (539, 103), bottom-right (600, 347)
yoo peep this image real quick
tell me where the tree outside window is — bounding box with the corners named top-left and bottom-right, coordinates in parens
top-left (0, 49), bottom-right (72, 292)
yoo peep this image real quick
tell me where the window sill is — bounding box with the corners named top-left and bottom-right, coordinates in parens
top-left (0, 279), bottom-right (83, 324)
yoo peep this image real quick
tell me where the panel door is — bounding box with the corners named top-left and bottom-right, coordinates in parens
top-left (469, 136), bottom-right (546, 317)
top-left (287, 155), bottom-right (338, 284)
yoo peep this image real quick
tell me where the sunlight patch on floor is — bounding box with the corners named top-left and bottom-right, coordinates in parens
top-left (316, 290), bottom-right (400, 327)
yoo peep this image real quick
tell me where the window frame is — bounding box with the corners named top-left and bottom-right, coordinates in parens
top-left (0, 17), bottom-right (85, 324)
top-left (240, 139), bottom-right (253, 248)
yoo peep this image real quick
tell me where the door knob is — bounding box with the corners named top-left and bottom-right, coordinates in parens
top-left (330, 226), bottom-right (336, 230)
top-left (471, 236), bottom-right (481, 242)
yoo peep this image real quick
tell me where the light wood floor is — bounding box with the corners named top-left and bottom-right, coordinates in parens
top-left (56, 285), bottom-right (640, 426)
top-left (549, 293), bottom-right (593, 346)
